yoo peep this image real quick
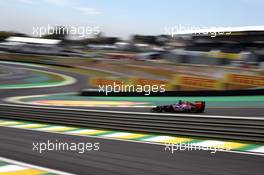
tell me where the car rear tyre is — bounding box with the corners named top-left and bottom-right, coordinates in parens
top-left (190, 107), bottom-right (196, 113)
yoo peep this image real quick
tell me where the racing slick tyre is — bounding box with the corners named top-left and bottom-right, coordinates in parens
top-left (190, 106), bottom-right (196, 113)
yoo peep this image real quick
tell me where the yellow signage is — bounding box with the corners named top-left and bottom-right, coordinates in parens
top-left (175, 75), bottom-right (222, 89)
top-left (226, 74), bottom-right (264, 87)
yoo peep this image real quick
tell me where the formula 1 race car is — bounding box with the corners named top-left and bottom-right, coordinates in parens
top-left (151, 100), bottom-right (205, 113)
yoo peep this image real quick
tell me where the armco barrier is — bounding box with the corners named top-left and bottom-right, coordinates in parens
top-left (0, 104), bottom-right (263, 142)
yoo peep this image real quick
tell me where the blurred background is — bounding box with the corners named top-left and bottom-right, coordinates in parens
top-left (0, 0), bottom-right (263, 92)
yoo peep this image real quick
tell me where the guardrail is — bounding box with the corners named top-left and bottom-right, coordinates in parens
top-left (0, 104), bottom-right (263, 142)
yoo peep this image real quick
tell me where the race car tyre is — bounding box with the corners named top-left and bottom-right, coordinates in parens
top-left (190, 106), bottom-right (196, 113)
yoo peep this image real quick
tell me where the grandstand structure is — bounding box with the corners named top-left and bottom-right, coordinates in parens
top-left (166, 26), bottom-right (264, 67)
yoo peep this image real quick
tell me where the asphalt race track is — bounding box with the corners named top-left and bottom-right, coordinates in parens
top-left (0, 62), bottom-right (263, 117)
top-left (56, 106), bottom-right (264, 117)
top-left (0, 62), bottom-right (263, 175)
top-left (0, 62), bottom-right (88, 98)
top-left (0, 126), bottom-right (263, 175)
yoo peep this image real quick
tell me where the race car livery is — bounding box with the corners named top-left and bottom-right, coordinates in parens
top-left (151, 101), bottom-right (205, 113)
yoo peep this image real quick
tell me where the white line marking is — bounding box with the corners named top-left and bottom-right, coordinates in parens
top-left (66, 129), bottom-right (97, 134)
top-left (10, 124), bottom-right (43, 128)
top-left (0, 165), bottom-right (28, 172)
top-left (35, 126), bottom-right (69, 131)
top-left (142, 136), bottom-right (176, 142)
top-left (102, 132), bottom-right (133, 137)
top-left (0, 61), bottom-right (46, 68)
top-left (0, 156), bottom-right (75, 175)
top-left (5, 92), bottom-right (77, 105)
top-left (249, 146), bottom-right (264, 153)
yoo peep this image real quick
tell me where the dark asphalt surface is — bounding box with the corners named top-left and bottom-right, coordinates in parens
top-left (58, 106), bottom-right (264, 117)
top-left (0, 61), bottom-right (263, 117)
top-left (0, 62), bottom-right (264, 175)
top-left (0, 62), bottom-right (88, 99)
top-left (0, 126), bottom-right (263, 175)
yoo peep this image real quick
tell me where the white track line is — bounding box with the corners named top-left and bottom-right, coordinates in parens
top-left (0, 165), bottom-right (27, 172)
top-left (249, 146), bottom-right (264, 153)
top-left (0, 156), bottom-right (75, 175)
